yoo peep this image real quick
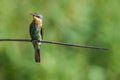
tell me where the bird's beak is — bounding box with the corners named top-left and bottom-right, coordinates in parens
top-left (30, 13), bottom-right (35, 16)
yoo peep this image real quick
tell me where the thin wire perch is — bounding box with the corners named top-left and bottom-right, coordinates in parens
top-left (0, 39), bottom-right (108, 50)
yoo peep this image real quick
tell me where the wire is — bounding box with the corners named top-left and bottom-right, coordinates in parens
top-left (0, 39), bottom-right (109, 50)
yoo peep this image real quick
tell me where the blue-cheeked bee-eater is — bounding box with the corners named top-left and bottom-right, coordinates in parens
top-left (30, 13), bottom-right (43, 63)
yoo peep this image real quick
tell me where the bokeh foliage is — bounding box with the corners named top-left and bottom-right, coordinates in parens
top-left (0, 0), bottom-right (119, 80)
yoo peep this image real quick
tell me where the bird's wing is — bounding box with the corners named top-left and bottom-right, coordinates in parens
top-left (30, 22), bottom-right (38, 40)
top-left (30, 22), bottom-right (34, 38)
top-left (40, 26), bottom-right (44, 39)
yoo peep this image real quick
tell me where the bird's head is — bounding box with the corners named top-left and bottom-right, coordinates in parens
top-left (31, 13), bottom-right (43, 23)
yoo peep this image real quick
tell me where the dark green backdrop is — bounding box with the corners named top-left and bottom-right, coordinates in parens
top-left (0, 0), bottom-right (119, 80)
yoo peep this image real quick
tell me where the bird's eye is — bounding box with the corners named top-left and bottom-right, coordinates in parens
top-left (36, 16), bottom-right (42, 19)
top-left (36, 16), bottom-right (40, 18)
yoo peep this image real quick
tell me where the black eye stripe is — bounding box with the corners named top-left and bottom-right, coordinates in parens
top-left (36, 16), bottom-right (41, 18)
top-left (36, 16), bottom-right (40, 18)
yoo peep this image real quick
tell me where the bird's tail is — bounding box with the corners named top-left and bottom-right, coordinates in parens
top-left (35, 48), bottom-right (40, 62)
top-left (33, 41), bottom-right (40, 63)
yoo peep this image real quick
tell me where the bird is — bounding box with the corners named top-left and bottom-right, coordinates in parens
top-left (30, 13), bottom-right (44, 63)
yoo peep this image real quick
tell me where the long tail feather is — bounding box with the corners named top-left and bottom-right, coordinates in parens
top-left (35, 48), bottom-right (40, 62)
top-left (32, 41), bottom-right (40, 63)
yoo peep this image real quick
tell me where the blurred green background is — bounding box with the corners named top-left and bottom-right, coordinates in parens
top-left (0, 0), bottom-right (119, 80)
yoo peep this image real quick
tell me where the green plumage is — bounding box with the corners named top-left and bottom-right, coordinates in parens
top-left (30, 21), bottom-right (43, 62)
top-left (30, 22), bottom-right (41, 40)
